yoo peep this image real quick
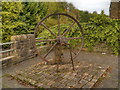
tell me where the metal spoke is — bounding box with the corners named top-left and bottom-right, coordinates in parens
top-left (58, 15), bottom-right (60, 36)
top-left (34, 42), bottom-right (50, 64)
top-left (62, 43), bottom-right (76, 55)
top-left (41, 23), bottom-right (57, 38)
top-left (67, 37), bottom-right (83, 40)
top-left (65, 45), bottom-right (76, 55)
top-left (36, 39), bottom-right (56, 42)
top-left (44, 42), bottom-right (57, 58)
top-left (65, 43), bottom-right (75, 70)
top-left (62, 21), bottom-right (76, 36)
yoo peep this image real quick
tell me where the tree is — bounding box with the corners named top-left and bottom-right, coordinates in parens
top-left (93, 11), bottom-right (97, 14)
top-left (79, 10), bottom-right (94, 22)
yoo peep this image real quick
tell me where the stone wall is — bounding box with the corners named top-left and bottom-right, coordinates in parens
top-left (110, 1), bottom-right (120, 19)
top-left (11, 34), bottom-right (36, 65)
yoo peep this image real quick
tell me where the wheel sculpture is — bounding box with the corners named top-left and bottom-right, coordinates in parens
top-left (34, 13), bottom-right (84, 72)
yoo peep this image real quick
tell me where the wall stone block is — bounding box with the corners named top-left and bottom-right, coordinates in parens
top-left (11, 34), bottom-right (36, 65)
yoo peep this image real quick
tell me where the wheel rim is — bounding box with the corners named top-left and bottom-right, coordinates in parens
top-left (34, 13), bottom-right (84, 64)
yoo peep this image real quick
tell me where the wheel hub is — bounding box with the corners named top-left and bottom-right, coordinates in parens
top-left (57, 36), bottom-right (68, 44)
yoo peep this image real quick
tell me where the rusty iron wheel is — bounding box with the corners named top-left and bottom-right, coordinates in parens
top-left (34, 13), bottom-right (84, 65)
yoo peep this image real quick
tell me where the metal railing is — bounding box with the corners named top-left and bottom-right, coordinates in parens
top-left (35, 37), bottom-right (48, 49)
top-left (0, 37), bottom-right (47, 62)
top-left (35, 37), bottom-right (45, 40)
top-left (0, 42), bottom-right (14, 62)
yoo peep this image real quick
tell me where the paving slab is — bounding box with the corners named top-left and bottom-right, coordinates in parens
top-left (1, 51), bottom-right (118, 88)
top-left (9, 60), bottom-right (110, 88)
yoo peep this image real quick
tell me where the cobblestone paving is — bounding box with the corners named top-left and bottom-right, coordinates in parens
top-left (10, 60), bottom-right (110, 88)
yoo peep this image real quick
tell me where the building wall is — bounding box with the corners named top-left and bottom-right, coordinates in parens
top-left (118, 2), bottom-right (120, 19)
top-left (110, 1), bottom-right (120, 19)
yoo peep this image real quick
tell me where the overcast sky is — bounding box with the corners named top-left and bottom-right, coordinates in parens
top-left (65, 0), bottom-right (111, 15)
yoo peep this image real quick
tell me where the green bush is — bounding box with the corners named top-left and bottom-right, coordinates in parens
top-left (38, 16), bottom-right (119, 55)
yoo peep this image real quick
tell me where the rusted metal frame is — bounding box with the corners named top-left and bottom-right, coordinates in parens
top-left (64, 45), bottom-right (76, 55)
top-left (33, 35), bottom-right (50, 64)
top-left (62, 21), bottom-right (76, 36)
top-left (57, 43), bottom-right (62, 72)
top-left (41, 23), bottom-right (58, 38)
top-left (73, 38), bottom-right (84, 60)
top-left (45, 13), bottom-right (84, 35)
top-left (69, 44), bottom-right (75, 70)
top-left (65, 43), bottom-right (75, 70)
top-left (44, 42), bottom-right (57, 58)
top-left (66, 37), bottom-right (84, 61)
top-left (58, 15), bottom-right (60, 36)
top-left (34, 13), bottom-right (84, 64)
top-left (35, 39), bottom-right (56, 42)
top-left (34, 13), bottom-right (84, 37)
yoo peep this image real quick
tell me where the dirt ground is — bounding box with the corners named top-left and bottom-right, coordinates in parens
top-left (1, 51), bottom-right (118, 88)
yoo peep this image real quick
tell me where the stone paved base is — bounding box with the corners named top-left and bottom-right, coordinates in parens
top-left (10, 60), bottom-right (110, 88)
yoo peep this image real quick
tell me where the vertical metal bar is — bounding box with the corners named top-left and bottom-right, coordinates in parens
top-left (66, 43), bottom-right (75, 70)
top-left (57, 43), bottom-right (62, 72)
top-left (58, 15), bottom-right (60, 36)
top-left (65, 45), bottom-right (76, 55)
top-left (69, 45), bottom-right (75, 70)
